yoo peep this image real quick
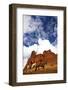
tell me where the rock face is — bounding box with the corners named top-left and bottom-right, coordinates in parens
top-left (23, 50), bottom-right (57, 74)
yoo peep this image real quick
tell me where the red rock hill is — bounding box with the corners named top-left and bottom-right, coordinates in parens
top-left (24, 50), bottom-right (57, 69)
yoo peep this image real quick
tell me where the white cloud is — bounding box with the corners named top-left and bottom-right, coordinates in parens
top-left (37, 38), bottom-right (57, 54)
top-left (23, 15), bottom-right (43, 33)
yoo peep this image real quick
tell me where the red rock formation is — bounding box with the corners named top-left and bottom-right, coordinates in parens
top-left (24, 50), bottom-right (57, 72)
top-left (43, 50), bottom-right (57, 64)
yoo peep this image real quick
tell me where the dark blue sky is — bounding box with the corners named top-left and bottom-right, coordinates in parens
top-left (23, 15), bottom-right (57, 47)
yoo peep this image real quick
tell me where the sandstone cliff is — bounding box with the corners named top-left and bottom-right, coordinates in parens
top-left (23, 50), bottom-right (57, 74)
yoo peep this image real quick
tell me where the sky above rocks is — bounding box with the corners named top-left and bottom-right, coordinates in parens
top-left (23, 15), bottom-right (57, 47)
